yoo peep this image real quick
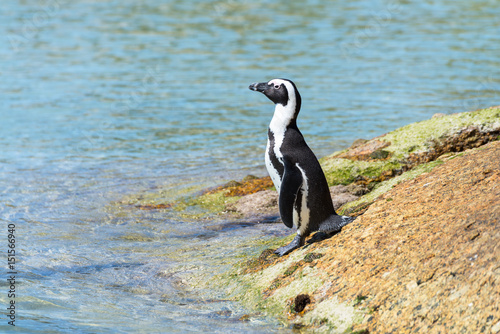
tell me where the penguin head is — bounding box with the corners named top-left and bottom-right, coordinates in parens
top-left (249, 78), bottom-right (302, 113)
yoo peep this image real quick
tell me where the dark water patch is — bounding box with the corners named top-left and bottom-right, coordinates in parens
top-left (72, 262), bottom-right (144, 275)
top-left (168, 230), bottom-right (219, 240)
top-left (206, 221), bottom-right (257, 232)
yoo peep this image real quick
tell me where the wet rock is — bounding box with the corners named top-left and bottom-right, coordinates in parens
top-left (135, 203), bottom-right (172, 210)
top-left (213, 310), bottom-right (232, 317)
top-left (335, 139), bottom-right (391, 161)
top-left (204, 175), bottom-right (274, 197)
top-left (369, 149), bottom-right (390, 160)
top-left (258, 248), bottom-right (277, 262)
top-left (227, 189), bottom-right (279, 217)
top-left (345, 184), bottom-right (370, 196)
top-left (329, 184), bottom-right (370, 211)
top-left (350, 138), bottom-right (369, 149)
top-left (239, 314), bottom-right (251, 322)
top-left (329, 185), bottom-right (363, 210)
top-left (242, 175), bottom-right (259, 182)
top-left (223, 180), bottom-right (242, 188)
top-left (243, 248), bottom-right (279, 274)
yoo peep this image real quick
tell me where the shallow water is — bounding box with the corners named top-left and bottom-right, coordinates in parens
top-left (1, 0), bottom-right (499, 332)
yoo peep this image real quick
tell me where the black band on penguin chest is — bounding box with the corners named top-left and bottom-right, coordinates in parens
top-left (267, 130), bottom-right (284, 178)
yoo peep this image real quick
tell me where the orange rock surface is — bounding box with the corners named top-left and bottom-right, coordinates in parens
top-left (305, 140), bottom-right (500, 333)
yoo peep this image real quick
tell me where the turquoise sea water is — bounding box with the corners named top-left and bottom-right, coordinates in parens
top-left (1, 0), bottom-right (499, 332)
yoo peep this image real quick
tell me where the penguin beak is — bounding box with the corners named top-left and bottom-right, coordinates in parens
top-left (249, 82), bottom-right (269, 93)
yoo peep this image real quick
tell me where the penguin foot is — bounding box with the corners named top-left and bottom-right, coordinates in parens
top-left (275, 234), bottom-right (305, 257)
top-left (318, 215), bottom-right (355, 234)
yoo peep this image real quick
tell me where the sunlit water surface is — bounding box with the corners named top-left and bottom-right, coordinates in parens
top-left (1, 0), bottom-right (499, 332)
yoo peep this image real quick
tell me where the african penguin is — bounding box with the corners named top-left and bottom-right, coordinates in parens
top-left (249, 78), bottom-right (354, 256)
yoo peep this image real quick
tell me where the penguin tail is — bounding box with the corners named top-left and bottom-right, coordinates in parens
top-left (318, 214), bottom-right (355, 234)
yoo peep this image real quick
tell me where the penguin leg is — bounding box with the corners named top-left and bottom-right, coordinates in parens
top-left (275, 233), bottom-right (305, 257)
top-left (318, 215), bottom-right (355, 234)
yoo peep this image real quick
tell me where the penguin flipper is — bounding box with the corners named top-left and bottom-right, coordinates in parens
top-left (318, 215), bottom-right (355, 233)
top-left (279, 162), bottom-right (303, 229)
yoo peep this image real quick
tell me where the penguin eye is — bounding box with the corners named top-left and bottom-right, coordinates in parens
top-left (274, 84), bottom-right (280, 89)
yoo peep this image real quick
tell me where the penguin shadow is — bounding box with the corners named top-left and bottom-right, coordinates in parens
top-left (205, 215), bottom-right (281, 233)
top-left (304, 230), bottom-right (341, 248)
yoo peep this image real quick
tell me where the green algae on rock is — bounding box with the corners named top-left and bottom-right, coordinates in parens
top-left (321, 106), bottom-right (500, 187)
top-left (221, 244), bottom-right (365, 332)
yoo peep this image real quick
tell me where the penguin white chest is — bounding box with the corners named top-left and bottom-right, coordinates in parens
top-left (265, 139), bottom-right (282, 192)
top-left (266, 113), bottom-right (287, 192)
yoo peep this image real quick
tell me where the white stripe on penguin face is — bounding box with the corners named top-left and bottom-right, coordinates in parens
top-left (268, 79), bottom-right (297, 123)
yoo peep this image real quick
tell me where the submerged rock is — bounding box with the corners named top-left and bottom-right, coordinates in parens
top-left (335, 139), bottom-right (391, 161)
top-left (226, 189), bottom-right (278, 217)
